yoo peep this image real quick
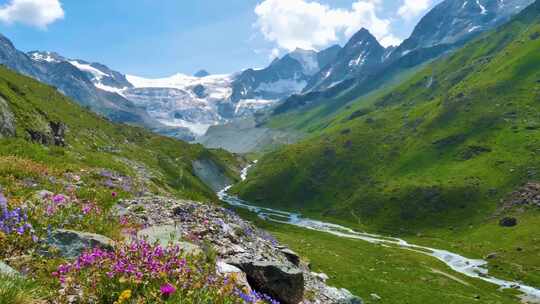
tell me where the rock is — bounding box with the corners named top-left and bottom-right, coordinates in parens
top-left (0, 261), bottom-right (18, 277)
top-left (499, 217), bottom-right (518, 227)
top-left (312, 272), bottom-right (329, 282)
top-left (485, 253), bottom-right (498, 259)
top-left (321, 286), bottom-right (363, 304)
top-left (229, 259), bottom-right (304, 304)
top-left (370, 293), bottom-right (382, 301)
top-left (192, 158), bottom-right (232, 192)
top-left (280, 248), bottom-right (301, 266)
top-left (136, 225), bottom-right (201, 255)
top-left (0, 96), bottom-right (15, 138)
top-left (44, 229), bottom-right (114, 259)
top-left (216, 261), bottom-right (251, 291)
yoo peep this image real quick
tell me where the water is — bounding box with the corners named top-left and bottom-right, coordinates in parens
top-left (218, 162), bottom-right (540, 303)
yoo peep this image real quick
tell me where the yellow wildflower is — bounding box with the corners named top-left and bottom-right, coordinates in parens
top-left (114, 289), bottom-right (132, 304)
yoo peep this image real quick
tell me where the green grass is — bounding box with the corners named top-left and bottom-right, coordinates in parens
top-left (233, 208), bottom-right (525, 304)
top-left (232, 0), bottom-right (540, 290)
top-left (0, 275), bottom-right (46, 304)
top-left (0, 64), bottom-right (240, 202)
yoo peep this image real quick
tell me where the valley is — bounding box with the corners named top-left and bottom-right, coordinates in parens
top-left (220, 163), bottom-right (540, 304)
top-left (1, 0), bottom-right (539, 303)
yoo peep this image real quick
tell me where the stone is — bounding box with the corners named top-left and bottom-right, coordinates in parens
top-left (229, 259), bottom-right (304, 304)
top-left (499, 217), bottom-right (518, 227)
top-left (370, 293), bottom-right (382, 301)
top-left (216, 261), bottom-right (251, 291)
top-left (485, 253), bottom-right (498, 259)
top-left (280, 248), bottom-right (301, 266)
top-left (312, 272), bottom-right (329, 282)
top-left (43, 229), bottom-right (114, 259)
top-left (0, 96), bottom-right (15, 138)
top-left (321, 286), bottom-right (363, 304)
top-left (0, 261), bottom-right (18, 276)
top-left (136, 225), bottom-right (201, 256)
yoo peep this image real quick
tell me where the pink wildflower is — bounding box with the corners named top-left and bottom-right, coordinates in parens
top-left (160, 283), bottom-right (176, 297)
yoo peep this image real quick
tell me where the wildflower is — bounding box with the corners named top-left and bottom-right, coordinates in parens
top-left (111, 191), bottom-right (118, 198)
top-left (160, 283), bottom-right (176, 298)
top-left (114, 289), bottom-right (132, 304)
top-left (52, 194), bottom-right (66, 204)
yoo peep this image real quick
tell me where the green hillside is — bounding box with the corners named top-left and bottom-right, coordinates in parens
top-left (233, 0), bottom-right (540, 286)
top-left (0, 65), bottom-right (241, 202)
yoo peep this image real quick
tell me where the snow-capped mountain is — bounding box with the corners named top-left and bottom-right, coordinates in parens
top-left (276, 0), bottom-right (535, 115)
top-left (304, 28), bottom-right (385, 92)
top-left (10, 45), bottom-right (339, 140)
top-left (0, 45), bottom-right (162, 131)
top-left (228, 46), bottom-right (340, 105)
top-left (390, 0), bottom-right (535, 60)
top-left (121, 73), bottom-right (233, 136)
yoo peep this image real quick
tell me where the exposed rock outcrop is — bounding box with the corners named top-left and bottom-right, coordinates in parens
top-left (115, 196), bottom-right (362, 304)
top-left (43, 229), bottom-right (114, 259)
top-left (0, 96), bottom-right (15, 138)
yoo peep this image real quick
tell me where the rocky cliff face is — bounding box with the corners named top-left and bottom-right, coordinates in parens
top-left (304, 29), bottom-right (385, 92)
top-left (390, 0), bottom-right (535, 60)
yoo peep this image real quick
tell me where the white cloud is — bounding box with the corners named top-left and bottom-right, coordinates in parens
top-left (0, 0), bottom-right (64, 29)
top-left (398, 0), bottom-right (432, 21)
top-left (254, 0), bottom-right (401, 51)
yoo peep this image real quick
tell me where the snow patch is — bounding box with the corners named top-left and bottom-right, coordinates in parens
top-left (69, 61), bottom-right (109, 80)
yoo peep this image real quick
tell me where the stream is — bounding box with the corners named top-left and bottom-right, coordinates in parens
top-left (218, 162), bottom-right (540, 303)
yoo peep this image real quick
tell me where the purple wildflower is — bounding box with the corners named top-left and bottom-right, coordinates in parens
top-left (160, 283), bottom-right (177, 297)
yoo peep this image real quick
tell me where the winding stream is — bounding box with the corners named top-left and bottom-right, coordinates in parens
top-left (218, 162), bottom-right (540, 303)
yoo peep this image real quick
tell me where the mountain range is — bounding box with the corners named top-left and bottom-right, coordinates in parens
top-left (0, 0), bottom-right (533, 146)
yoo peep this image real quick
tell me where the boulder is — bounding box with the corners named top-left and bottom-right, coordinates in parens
top-left (0, 261), bottom-right (18, 277)
top-left (229, 259), bottom-right (304, 304)
top-left (320, 286), bottom-right (363, 304)
top-left (499, 217), bottom-right (518, 227)
top-left (280, 248), bottom-right (301, 266)
top-left (44, 229), bottom-right (114, 259)
top-left (216, 261), bottom-right (251, 291)
top-left (136, 225), bottom-right (201, 255)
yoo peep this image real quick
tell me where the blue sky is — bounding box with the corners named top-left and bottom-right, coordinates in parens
top-left (0, 0), bottom-right (439, 77)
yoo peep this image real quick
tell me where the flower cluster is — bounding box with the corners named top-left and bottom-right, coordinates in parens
top-left (53, 239), bottom-right (278, 303)
top-left (236, 289), bottom-right (280, 304)
top-left (0, 192), bottom-right (34, 237)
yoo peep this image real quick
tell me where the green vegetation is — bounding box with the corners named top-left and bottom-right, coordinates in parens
top-left (0, 275), bottom-right (45, 304)
top-left (0, 64), bottom-right (240, 202)
top-left (233, 209), bottom-right (524, 304)
top-left (0, 61), bottom-right (252, 303)
top-left (233, 0), bottom-right (540, 289)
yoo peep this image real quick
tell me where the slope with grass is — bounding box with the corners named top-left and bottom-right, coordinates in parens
top-left (0, 64), bottom-right (241, 202)
top-left (233, 0), bottom-right (540, 289)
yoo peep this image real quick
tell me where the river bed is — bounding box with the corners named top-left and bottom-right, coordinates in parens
top-left (218, 162), bottom-right (540, 303)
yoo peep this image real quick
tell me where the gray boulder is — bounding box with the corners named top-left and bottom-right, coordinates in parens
top-left (0, 261), bottom-right (18, 277)
top-left (0, 96), bottom-right (15, 138)
top-left (216, 261), bottom-right (251, 291)
top-left (322, 286), bottom-right (363, 304)
top-left (44, 229), bottom-right (114, 259)
top-left (136, 225), bottom-right (201, 255)
top-left (280, 248), bottom-right (301, 266)
top-left (229, 259), bottom-right (304, 304)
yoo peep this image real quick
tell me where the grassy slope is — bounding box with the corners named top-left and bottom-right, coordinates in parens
top-left (233, 208), bottom-right (523, 304)
top-left (0, 65), bottom-right (240, 202)
top-left (234, 1), bottom-right (540, 287)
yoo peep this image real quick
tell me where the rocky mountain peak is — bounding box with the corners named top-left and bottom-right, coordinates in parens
top-left (390, 0), bottom-right (535, 58)
top-left (194, 69), bottom-right (210, 77)
top-left (27, 51), bottom-right (65, 63)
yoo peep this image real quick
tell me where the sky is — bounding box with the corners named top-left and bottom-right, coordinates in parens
top-left (0, 0), bottom-right (440, 77)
